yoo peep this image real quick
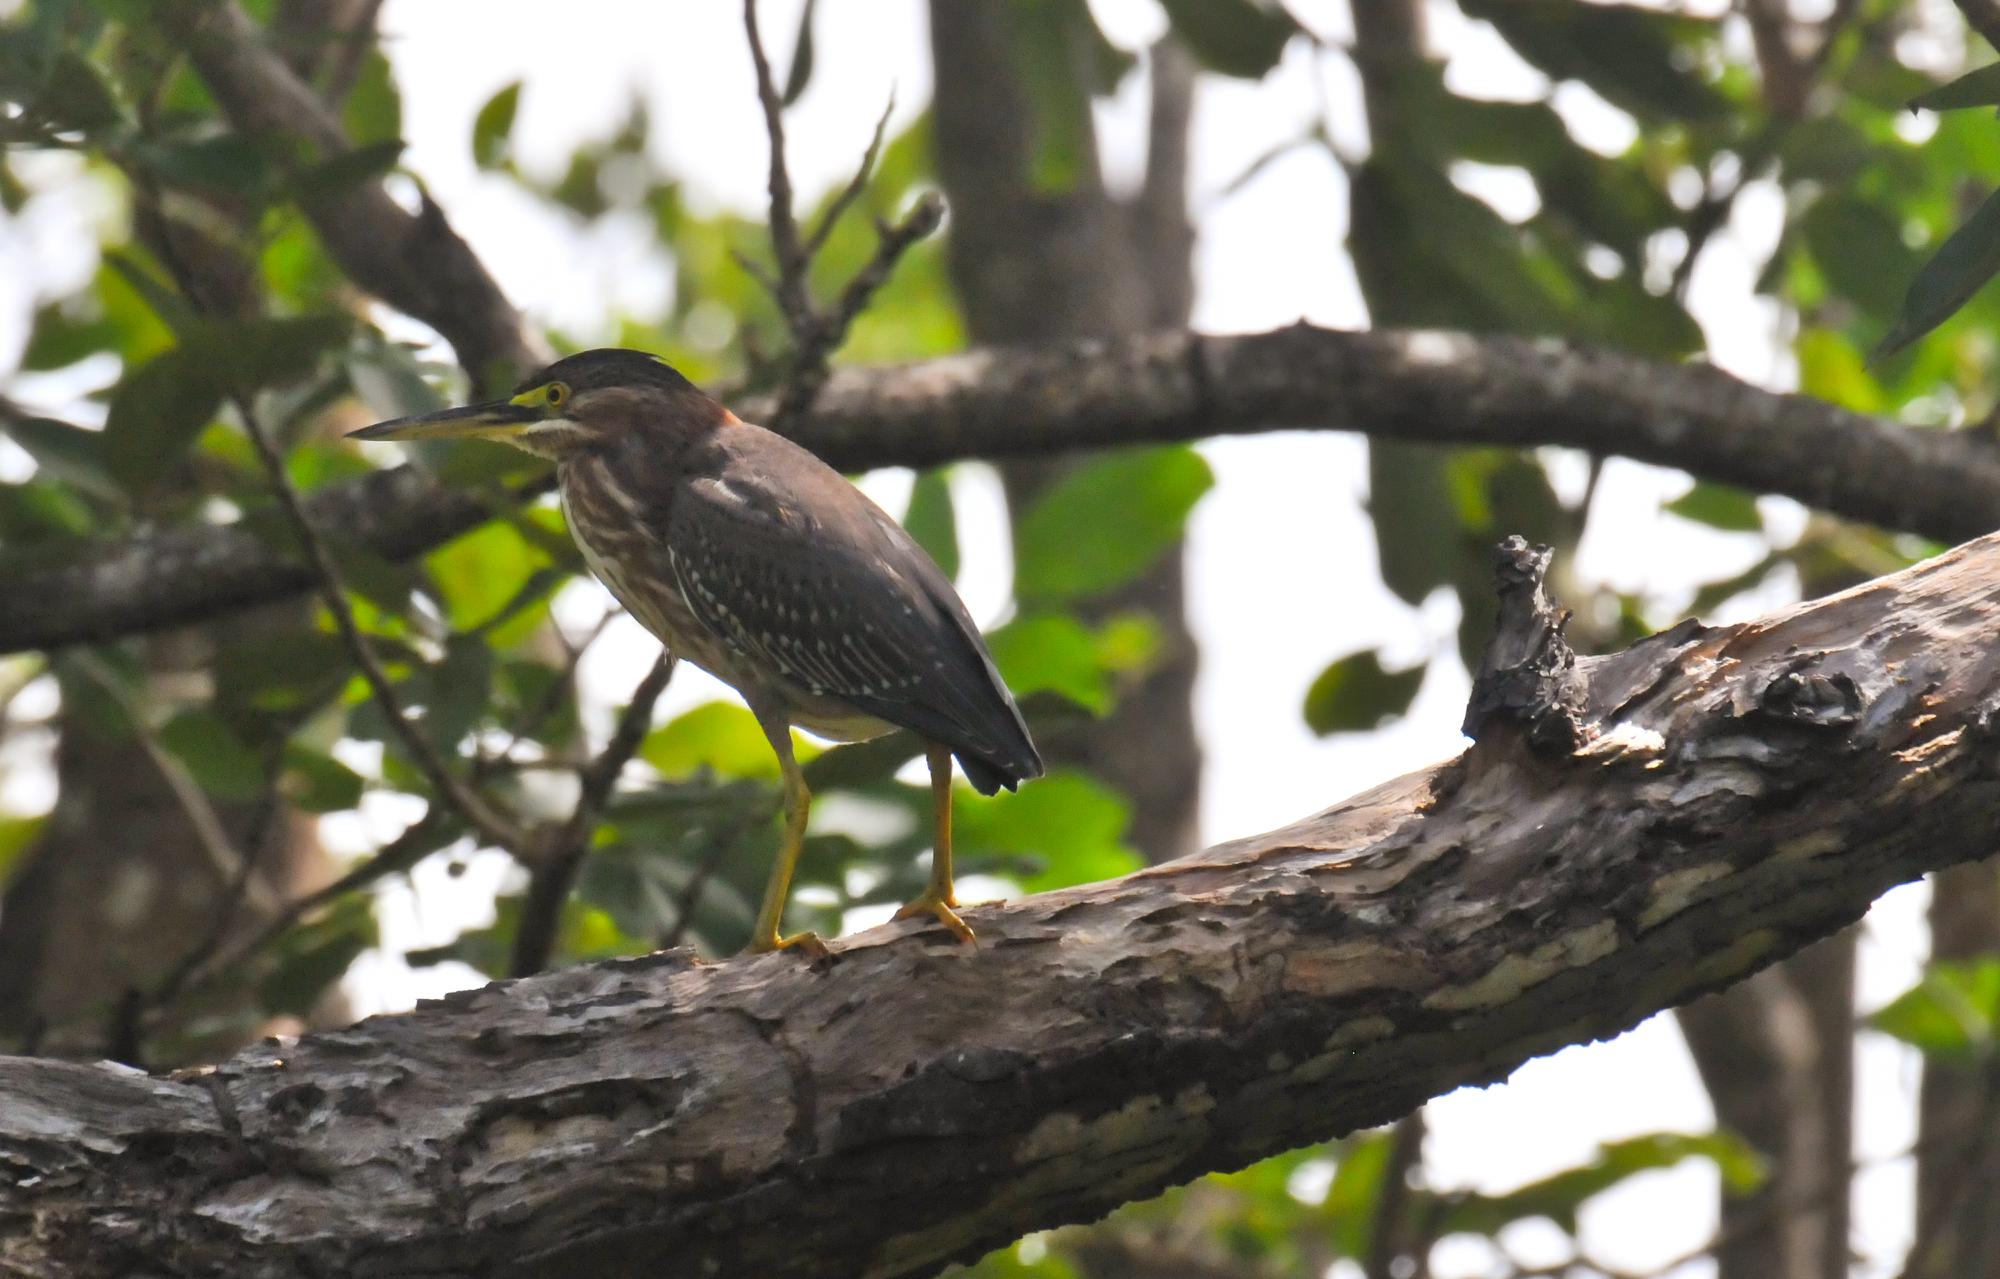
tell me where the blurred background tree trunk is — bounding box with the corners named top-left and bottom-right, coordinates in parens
top-left (928, 0), bottom-right (1200, 862)
top-left (1914, 859), bottom-right (2000, 1279)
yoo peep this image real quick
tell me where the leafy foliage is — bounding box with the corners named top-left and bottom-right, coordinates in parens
top-left (1, 1), bottom-right (1996, 1273)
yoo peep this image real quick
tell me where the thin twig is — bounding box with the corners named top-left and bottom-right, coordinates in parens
top-left (739, 0), bottom-right (941, 433)
top-left (473, 603), bottom-right (620, 772)
top-left (159, 809), bottom-right (455, 1013)
top-left (803, 93), bottom-right (895, 261)
top-left (125, 165), bottom-right (519, 857)
top-left (743, 0), bottom-right (811, 333)
top-left (69, 652), bottom-right (280, 917)
top-left (660, 798), bottom-right (776, 951)
top-left (130, 735), bottom-right (290, 1047)
top-left (226, 393), bottom-right (521, 853)
top-left (507, 652), bottom-right (677, 976)
top-left (770, 192), bottom-right (943, 430)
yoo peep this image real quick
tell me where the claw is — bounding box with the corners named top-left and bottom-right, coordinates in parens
top-left (894, 892), bottom-right (975, 945)
top-left (745, 930), bottom-right (830, 961)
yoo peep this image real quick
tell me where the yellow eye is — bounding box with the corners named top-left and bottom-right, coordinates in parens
top-left (545, 382), bottom-right (569, 409)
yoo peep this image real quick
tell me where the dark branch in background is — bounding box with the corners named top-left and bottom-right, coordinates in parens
top-left (508, 653), bottom-right (677, 977)
top-left (162, 0), bottom-right (545, 387)
top-left (739, 0), bottom-right (944, 430)
top-left (13, 323), bottom-right (2000, 657)
top-left (14, 528), bottom-right (2000, 1277)
top-left (1954, 0), bottom-right (2000, 51)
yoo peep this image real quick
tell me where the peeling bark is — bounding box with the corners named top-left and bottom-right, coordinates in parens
top-left (9, 532), bottom-right (2000, 1277)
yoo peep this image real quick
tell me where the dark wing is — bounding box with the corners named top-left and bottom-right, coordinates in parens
top-left (662, 428), bottom-right (1042, 793)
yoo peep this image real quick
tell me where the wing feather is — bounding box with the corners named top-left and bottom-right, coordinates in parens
top-left (660, 438), bottom-right (1041, 791)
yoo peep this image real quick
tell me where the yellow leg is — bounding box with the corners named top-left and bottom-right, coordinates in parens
top-left (744, 711), bottom-right (828, 959)
top-left (893, 742), bottom-right (975, 944)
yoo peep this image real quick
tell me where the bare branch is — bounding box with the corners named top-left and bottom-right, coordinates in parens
top-left (803, 93), bottom-right (895, 261)
top-left (743, 0), bottom-right (811, 333)
top-left (740, 0), bottom-right (938, 431)
top-left (11, 325), bottom-right (2000, 656)
top-left (161, 810), bottom-right (453, 1016)
top-left (773, 191), bottom-right (944, 428)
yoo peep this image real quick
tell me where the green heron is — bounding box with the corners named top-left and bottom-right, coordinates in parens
top-left (350, 350), bottom-right (1042, 956)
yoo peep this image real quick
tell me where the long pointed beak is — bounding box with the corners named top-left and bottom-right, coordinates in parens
top-left (347, 400), bottom-right (540, 442)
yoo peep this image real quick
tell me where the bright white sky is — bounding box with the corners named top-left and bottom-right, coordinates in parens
top-left (0, 0), bottom-right (1944, 1274)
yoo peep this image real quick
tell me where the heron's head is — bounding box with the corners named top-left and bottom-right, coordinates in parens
top-left (347, 349), bottom-right (720, 460)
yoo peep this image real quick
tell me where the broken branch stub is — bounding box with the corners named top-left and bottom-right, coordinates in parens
top-left (1463, 535), bottom-right (1589, 751)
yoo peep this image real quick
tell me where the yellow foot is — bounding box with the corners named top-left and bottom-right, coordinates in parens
top-left (893, 892), bottom-right (976, 944)
top-left (743, 930), bottom-right (830, 961)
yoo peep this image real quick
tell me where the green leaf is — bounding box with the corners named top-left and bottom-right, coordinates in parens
top-left (341, 48), bottom-right (403, 147)
top-left (2, 414), bottom-right (119, 499)
top-left (291, 140), bottom-right (405, 200)
top-left (1875, 186), bottom-right (2000, 360)
top-left (133, 135), bottom-right (275, 200)
top-left (1324, 1131), bottom-right (1397, 1258)
top-left (1014, 447), bottom-right (1214, 602)
top-left (1870, 960), bottom-right (2000, 1063)
top-left (102, 314), bottom-right (350, 491)
top-left (421, 635), bottom-right (493, 751)
top-left (781, 0), bottom-right (817, 106)
top-left (424, 518), bottom-right (552, 634)
top-left (282, 745), bottom-right (365, 813)
top-left (158, 710), bottom-right (264, 801)
top-left (259, 893), bottom-right (376, 1016)
top-left (0, 815), bottom-right (48, 887)
top-left (1665, 483), bottom-right (1762, 532)
top-left (214, 631), bottom-right (353, 718)
top-left (1442, 1132), bottom-right (1766, 1236)
top-left (1802, 196), bottom-right (1918, 317)
top-left (957, 770), bottom-right (1138, 892)
top-left (642, 701), bottom-right (786, 780)
top-left (1370, 443), bottom-right (1460, 606)
top-left (1458, 0), bottom-right (1726, 123)
top-left (1304, 651), bottom-right (1425, 736)
top-left (986, 612), bottom-right (1159, 717)
top-left (471, 81), bottom-right (521, 168)
top-left (1158, 0), bottom-right (1299, 79)
top-left (903, 469), bottom-right (959, 581)
top-left (987, 614), bottom-right (1111, 714)
top-left (1911, 63), bottom-right (2000, 113)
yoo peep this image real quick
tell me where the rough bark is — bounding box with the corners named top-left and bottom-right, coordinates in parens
top-left (1674, 546), bottom-right (1863, 1279)
top-left (11, 323), bottom-right (2000, 658)
top-left (10, 530), bottom-right (2000, 1277)
top-left (929, 2), bottom-right (1202, 860)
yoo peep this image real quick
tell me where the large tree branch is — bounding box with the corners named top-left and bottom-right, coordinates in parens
top-left (10, 324), bottom-right (2000, 656)
top-left (9, 528), bottom-right (2000, 1277)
